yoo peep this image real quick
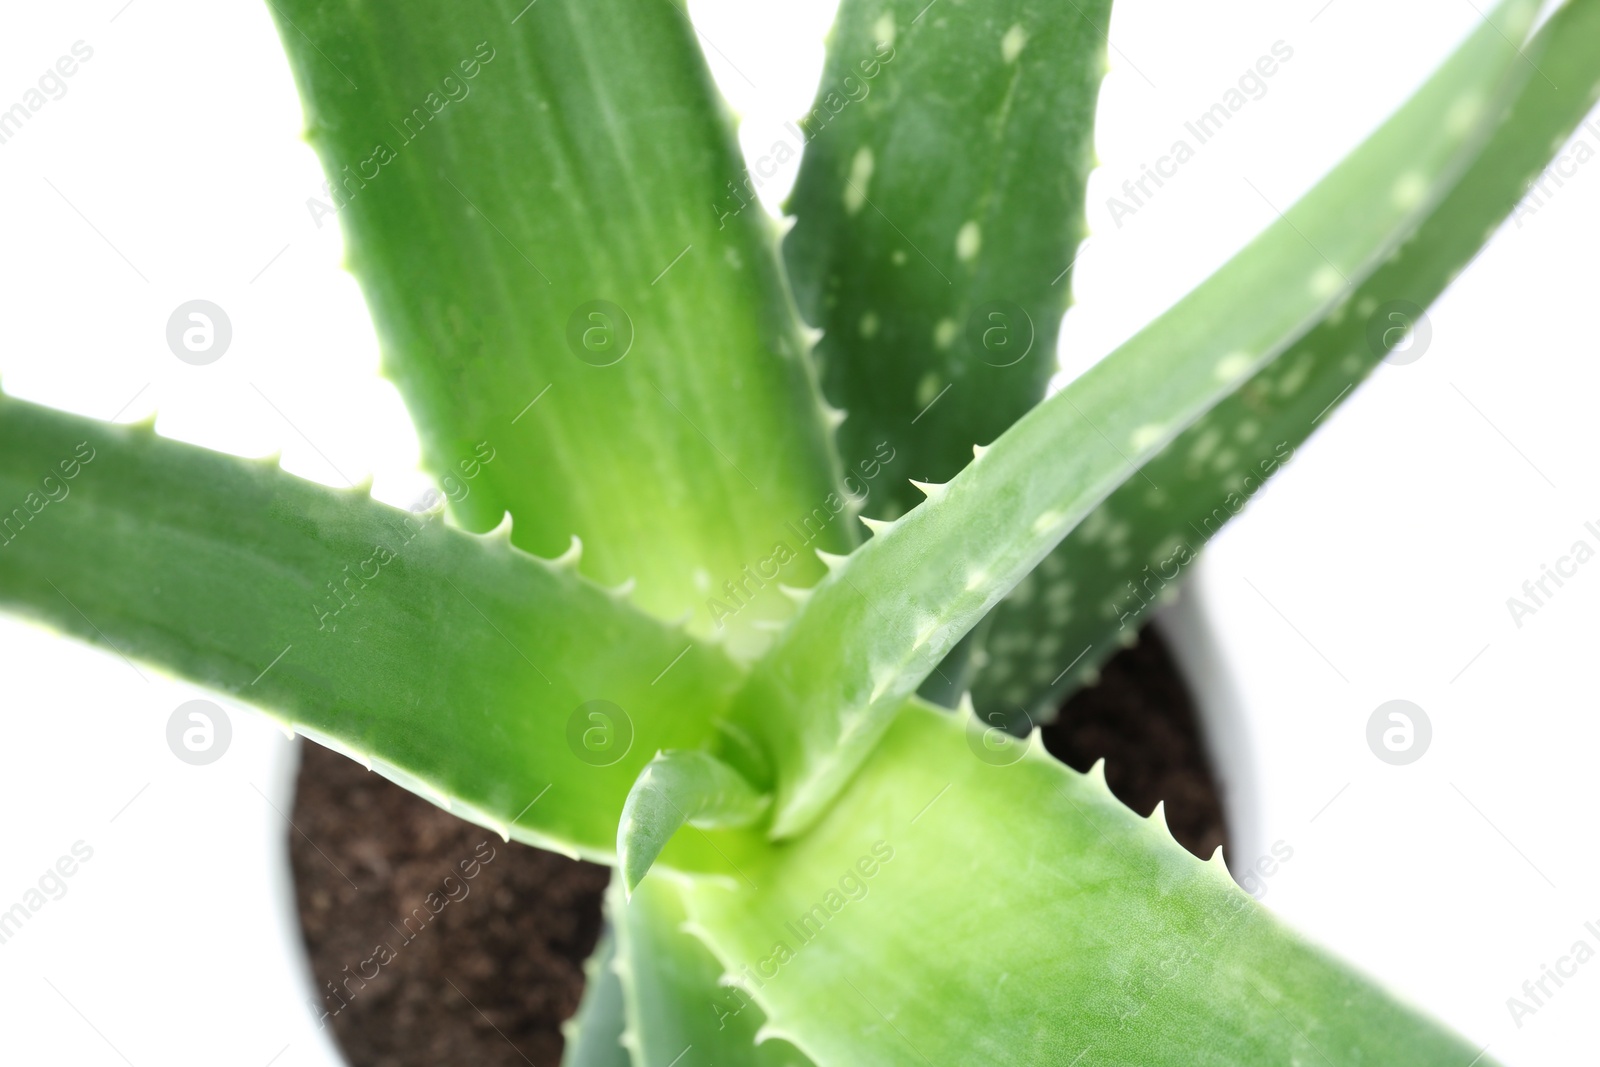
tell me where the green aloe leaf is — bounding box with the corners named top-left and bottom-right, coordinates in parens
top-left (561, 921), bottom-right (632, 1067)
top-left (783, 0), bottom-right (1109, 520)
top-left (611, 877), bottom-right (812, 1067)
top-left (682, 701), bottom-right (1496, 1066)
top-left (727, 0), bottom-right (1551, 836)
top-left (0, 393), bottom-right (740, 861)
top-left (268, 0), bottom-right (853, 658)
top-left (967, 0), bottom-right (1600, 733)
top-left (619, 750), bottom-right (770, 893)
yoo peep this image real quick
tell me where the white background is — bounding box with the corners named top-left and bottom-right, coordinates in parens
top-left (0, 0), bottom-right (1595, 1064)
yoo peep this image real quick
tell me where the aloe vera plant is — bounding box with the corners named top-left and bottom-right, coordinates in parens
top-left (4, 0), bottom-right (1599, 1062)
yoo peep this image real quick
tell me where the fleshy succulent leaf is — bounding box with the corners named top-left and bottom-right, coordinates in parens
top-left (618, 750), bottom-right (771, 894)
top-left (0, 393), bottom-right (742, 862)
top-left (682, 700), bottom-right (1502, 1066)
top-left (964, 0), bottom-right (1600, 732)
top-left (783, 0), bottom-right (1109, 520)
top-left (561, 918), bottom-right (632, 1067)
top-left (610, 876), bottom-right (813, 1067)
top-left (2, 1), bottom-right (1588, 1061)
top-left (726, 0), bottom-right (1549, 836)
top-left (267, 0), bottom-right (854, 657)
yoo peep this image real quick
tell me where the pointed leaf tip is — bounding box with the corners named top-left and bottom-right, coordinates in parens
top-left (552, 534), bottom-right (583, 568)
top-left (777, 583), bottom-right (813, 607)
top-left (1087, 757), bottom-right (1108, 786)
top-left (617, 750), bottom-right (770, 893)
top-left (486, 510), bottom-right (514, 539)
top-left (859, 515), bottom-right (894, 537)
top-left (956, 690), bottom-right (977, 719)
top-left (815, 547), bottom-right (850, 572)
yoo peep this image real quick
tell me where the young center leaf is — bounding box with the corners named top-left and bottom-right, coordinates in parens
top-left (618, 750), bottom-right (771, 894)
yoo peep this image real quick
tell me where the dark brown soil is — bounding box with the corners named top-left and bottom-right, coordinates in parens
top-left (291, 627), bottom-right (1225, 1066)
top-left (290, 742), bottom-right (609, 1067)
top-left (1038, 630), bottom-right (1230, 861)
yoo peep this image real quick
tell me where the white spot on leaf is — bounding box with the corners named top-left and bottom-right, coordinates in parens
top-left (1032, 509), bottom-right (1064, 534)
top-left (1309, 266), bottom-right (1343, 298)
top-left (873, 13), bottom-right (895, 48)
top-left (1392, 171), bottom-right (1427, 210)
top-left (1130, 423), bottom-right (1165, 451)
top-left (1214, 352), bottom-right (1252, 382)
top-left (1189, 427), bottom-right (1222, 464)
top-left (844, 147), bottom-right (874, 214)
top-left (1001, 23), bottom-right (1028, 63)
top-left (956, 221), bottom-right (981, 262)
top-left (1445, 93), bottom-right (1481, 134)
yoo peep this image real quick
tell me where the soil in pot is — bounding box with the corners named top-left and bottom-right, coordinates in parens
top-left (291, 628), bottom-right (1228, 1066)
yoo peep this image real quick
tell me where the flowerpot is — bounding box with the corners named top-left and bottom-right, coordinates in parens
top-left (0, 615), bottom-right (346, 1066)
